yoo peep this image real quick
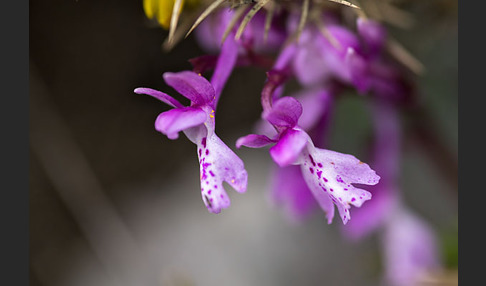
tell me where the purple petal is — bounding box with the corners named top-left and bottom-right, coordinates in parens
top-left (368, 61), bottom-right (411, 101)
top-left (269, 129), bottom-right (307, 167)
top-left (163, 71), bottom-right (215, 105)
top-left (263, 97), bottom-right (303, 128)
top-left (345, 48), bottom-right (371, 94)
top-left (270, 164), bottom-right (318, 222)
top-left (197, 134), bottom-right (248, 214)
top-left (357, 17), bottom-right (387, 57)
top-left (236, 134), bottom-right (275, 149)
top-left (245, 11), bottom-right (287, 53)
top-left (293, 87), bottom-right (332, 131)
top-left (211, 34), bottom-right (238, 102)
top-left (194, 10), bottom-right (226, 52)
top-left (300, 145), bottom-right (380, 225)
top-left (273, 43), bottom-right (298, 70)
top-left (370, 100), bottom-right (401, 183)
top-left (325, 25), bottom-right (361, 56)
top-left (254, 118), bottom-right (279, 138)
top-left (154, 107), bottom-right (207, 140)
top-left (293, 39), bottom-right (331, 86)
top-left (134, 87), bottom-right (185, 109)
top-left (382, 207), bottom-right (442, 286)
top-left (316, 26), bottom-right (362, 84)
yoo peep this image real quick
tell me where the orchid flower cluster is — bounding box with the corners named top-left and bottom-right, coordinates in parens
top-left (137, 0), bottom-right (444, 284)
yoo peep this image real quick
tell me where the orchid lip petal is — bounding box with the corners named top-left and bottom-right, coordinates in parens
top-left (154, 107), bottom-right (207, 140)
top-left (269, 129), bottom-right (307, 167)
top-left (134, 87), bottom-right (185, 109)
top-left (300, 142), bottom-right (380, 225)
top-left (197, 134), bottom-right (248, 213)
top-left (163, 71), bottom-right (215, 105)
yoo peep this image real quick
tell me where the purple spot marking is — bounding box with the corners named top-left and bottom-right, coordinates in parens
top-left (330, 188), bottom-right (334, 192)
top-left (344, 188), bottom-right (348, 191)
top-left (308, 155), bottom-right (316, 166)
top-left (205, 149), bottom-right (209, 156)
top-left (201, 137), bottom-right (207, 148)
top-left (220, 194), bottom-right (224, 198)
top-left (323, 177), bottom-right (328, 182)
top-left (322, 187), bottom-right (327, 192)
top-left (209, 170), bottom-right (215, 177)
top-left (351, 197), bottom-right (356, 202)
top-left (208, 190), bottom-right (212, 195)
top-left (339, 197), bottom-right (343, 201)
top-left (202, 162), bottom-right (211, 168)
top-left (336, 175), bottom-right (344, 183)
top-left (316, 170), bottom-right (322, 179)
top-left (309, 167), bottom-right (314, 174)
top-left (199, 149), bottom-right (202, 156)
top-left (214, 185), bottom-right (218, 189)
top-left (317, 163), bottom-right (323, 168)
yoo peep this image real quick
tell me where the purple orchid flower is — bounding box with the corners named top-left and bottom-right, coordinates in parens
top-left (195, 8), bottom-right (286, 54)
top-left (381, 206), bottom-right (442, 286)
top-left (134, 33), bottom-right (247, 213)
top-left (264, 87), bottom-right (334, 222)
top-left (237, 96), bottom-right (380, 224)
top-left (275, 14), bottom-right (409, 103)
top-left (275, 13), bottom-right (368, 91)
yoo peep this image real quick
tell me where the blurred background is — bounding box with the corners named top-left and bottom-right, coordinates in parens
top-left (29, 0), bottom-right (457, 285)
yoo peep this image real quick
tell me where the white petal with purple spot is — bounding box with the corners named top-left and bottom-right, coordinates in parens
top-left (197, 134), bottom-right (248, 213)
top-left (300, 141), bottom-right (380, 224)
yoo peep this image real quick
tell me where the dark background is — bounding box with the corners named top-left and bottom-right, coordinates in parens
top-left (29, 1), bottom-right (457, 285)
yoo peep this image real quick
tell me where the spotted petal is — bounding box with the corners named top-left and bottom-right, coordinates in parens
top-left (163, 71), bottom-right (215, 106)
top-left (154, 107), bottom-right (207, 140)
top-left (197, 134), bottom-right (248, 214)
top-left (300, 143), bottom-right (380, 225)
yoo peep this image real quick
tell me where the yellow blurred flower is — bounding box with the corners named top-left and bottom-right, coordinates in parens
top-left (143, 0), bottom-right (199, 29)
